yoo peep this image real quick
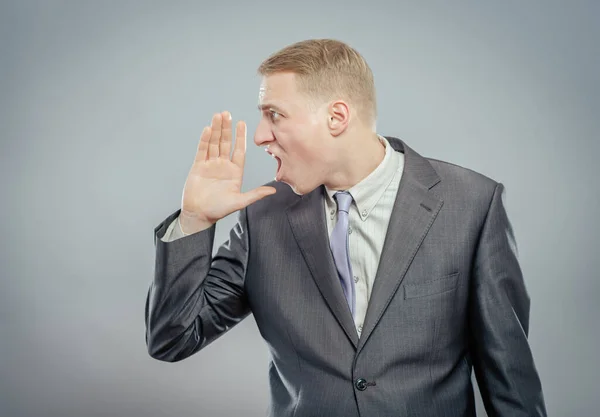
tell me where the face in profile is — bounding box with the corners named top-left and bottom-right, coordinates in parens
top-left (254, 72), bottom-right (336, 195)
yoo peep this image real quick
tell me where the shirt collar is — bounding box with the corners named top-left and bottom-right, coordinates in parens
top-left (324, 135), bottom-right (397, 221)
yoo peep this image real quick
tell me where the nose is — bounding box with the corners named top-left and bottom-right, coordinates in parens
top-left (254, 117), bottom-right (275, 147)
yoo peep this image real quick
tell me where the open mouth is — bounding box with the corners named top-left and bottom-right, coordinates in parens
top-left (266, 147), bottom-right (283, 180)
top-left (274, 156), bottom-right (282, 180)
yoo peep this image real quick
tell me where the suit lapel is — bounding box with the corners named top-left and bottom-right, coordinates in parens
top-left (357, 138), bottom-right (443, 354)
top-left (286, 187), bottom-right (359, 348)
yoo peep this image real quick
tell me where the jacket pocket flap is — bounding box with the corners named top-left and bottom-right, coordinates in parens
top-left (404, 272), bottom-right (459, 299)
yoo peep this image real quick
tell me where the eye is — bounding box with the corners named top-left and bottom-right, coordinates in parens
top-left (269, 110), bottom-right (281, 122)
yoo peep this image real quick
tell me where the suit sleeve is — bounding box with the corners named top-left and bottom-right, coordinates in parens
top-left (160, 216), bottom-right (187, 242)
top-left (145, 207), bottom-right (252, 362)
top-left (469, 183), bottom-right (547, 416)
top-left (159, 216), bottom-right (187, 242)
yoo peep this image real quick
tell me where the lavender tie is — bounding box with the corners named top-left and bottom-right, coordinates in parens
top-left (330, 191), bottom-right (355, 318)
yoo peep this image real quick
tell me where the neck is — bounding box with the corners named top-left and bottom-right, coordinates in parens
top-left (324, 130), bottom-right (385, 191)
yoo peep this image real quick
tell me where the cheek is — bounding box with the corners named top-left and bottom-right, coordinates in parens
top-left (278, 123), bottom-right (324, 167)
top-left (293, 141), bottom-right (322, 167)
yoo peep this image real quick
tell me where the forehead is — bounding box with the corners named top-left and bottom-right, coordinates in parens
top-left (258, 72), bottom-right (300, 103)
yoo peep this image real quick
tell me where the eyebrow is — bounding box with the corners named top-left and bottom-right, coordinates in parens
top-left (257, 103), bottom-right (285, 113)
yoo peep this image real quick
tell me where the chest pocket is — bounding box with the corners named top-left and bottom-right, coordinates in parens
top-left (403, 272), bottom-right (459, 299)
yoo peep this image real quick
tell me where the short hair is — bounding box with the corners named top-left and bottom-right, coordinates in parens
top-left (257, 39), bottom-right (377, 127)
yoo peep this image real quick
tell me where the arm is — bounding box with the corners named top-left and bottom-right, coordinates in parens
top-left (469, 183), bottom-right (547, 416)
top-left (145, 207), bottom-right (251, 362)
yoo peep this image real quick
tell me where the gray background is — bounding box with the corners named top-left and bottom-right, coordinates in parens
top-left (1, 1), bottom-right (598, 416)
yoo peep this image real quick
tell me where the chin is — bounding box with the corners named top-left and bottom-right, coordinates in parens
top-left (290, 185), bottom-right (305, 196)
top-left (277, 169), bottom-right (321, 195)
top-left (284, 179), bottom-right (320, 196)
top-left (277, 178), bottom-right (302, 195)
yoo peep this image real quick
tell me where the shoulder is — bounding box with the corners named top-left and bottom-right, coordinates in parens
top-left (426, 157), bottom-right (499, 194)
top-left (386, 136), bottom-right (499, 196)
top-left (390, 136), bottom-right (501, 209)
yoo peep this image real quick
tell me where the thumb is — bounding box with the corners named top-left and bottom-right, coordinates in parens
top-left (239, 186), bottom-right (277, 208)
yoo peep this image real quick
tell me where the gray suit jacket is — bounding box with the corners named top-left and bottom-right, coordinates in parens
top-left (145, 137), bottom-right (547, 416)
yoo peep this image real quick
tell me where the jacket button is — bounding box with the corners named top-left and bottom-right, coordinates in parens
top-left (355, 378), bottom-right (368, 391)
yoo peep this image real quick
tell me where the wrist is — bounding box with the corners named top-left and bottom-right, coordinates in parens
top-left (179, 210), bottom-right (214, 234)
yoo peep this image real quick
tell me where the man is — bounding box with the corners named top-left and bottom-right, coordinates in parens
top-left (145, 39), bottom-right (547, 416)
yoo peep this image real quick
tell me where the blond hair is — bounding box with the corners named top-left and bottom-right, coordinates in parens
top-left (257, 39), bottom-right (377, 126)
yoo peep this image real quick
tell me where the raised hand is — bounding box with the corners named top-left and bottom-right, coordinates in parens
top-left (179, 111), bottom-right (276, 234)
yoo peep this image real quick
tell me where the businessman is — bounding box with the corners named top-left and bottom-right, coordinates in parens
top-left (145, 39), bottom-right (547, 416)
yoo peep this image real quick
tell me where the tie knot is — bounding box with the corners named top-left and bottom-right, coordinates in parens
top-left (334, 191), bottom-right (353, 213)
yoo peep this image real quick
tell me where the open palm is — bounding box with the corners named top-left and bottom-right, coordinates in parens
top-left (180, 112), bottom-right (276, 232)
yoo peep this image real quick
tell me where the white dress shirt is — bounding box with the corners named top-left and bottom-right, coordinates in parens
top-left (323, 136), bottom-right (404, 336)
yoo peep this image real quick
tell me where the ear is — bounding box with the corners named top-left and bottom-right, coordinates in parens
top-left (327, 100), bottom-right (350, 136)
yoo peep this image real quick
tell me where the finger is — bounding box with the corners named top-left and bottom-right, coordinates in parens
top-left (219, 111), bottom-right (232, 160)
top-left (239, 186), bottom-right (277, 208)
top-left (195, 126), bottom-right (211, 162)
top-left (207, 113), bottom-right (222, 159)
top-left (231, 120), bottom-right (247, 170)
